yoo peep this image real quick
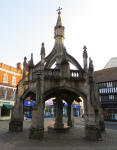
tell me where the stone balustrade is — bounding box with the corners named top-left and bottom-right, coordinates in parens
top-left (45, 69), bottom-right (60, 78)
top-left (70, 70), bottom-right (83, 78)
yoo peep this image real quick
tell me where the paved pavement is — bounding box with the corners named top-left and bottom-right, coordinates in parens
top-left (0, 117), bottom-right (117, 150)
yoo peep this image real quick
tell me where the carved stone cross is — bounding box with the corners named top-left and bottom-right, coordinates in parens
top-left (56, 7), bottom-right (62, 13)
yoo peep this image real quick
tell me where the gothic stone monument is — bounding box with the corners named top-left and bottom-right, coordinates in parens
top-left (9, 8), bottom-right (105, 140)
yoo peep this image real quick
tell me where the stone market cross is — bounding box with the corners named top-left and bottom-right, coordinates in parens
top-left (9, 8), bottom-right (105, 140)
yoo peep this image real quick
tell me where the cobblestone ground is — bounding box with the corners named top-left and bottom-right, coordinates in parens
top-left (0, 117), bottom-right (117, 150)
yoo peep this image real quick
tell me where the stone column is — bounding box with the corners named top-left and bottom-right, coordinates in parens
top-left (54, 100), bottom-right (64, 128)
top-left (99, 108), bottom-right (105, 131)
top-left (71, 105), bottom-right (74, 127)
top-left (67, 102), bottom-right (72, 127)
top-left (0, 107), bottom-right (1, 117)
top-left (9, 99), bottom-right (24, 132)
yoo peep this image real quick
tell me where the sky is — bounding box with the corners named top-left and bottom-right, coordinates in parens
top-left (0, 0), bottom-right (117, 71)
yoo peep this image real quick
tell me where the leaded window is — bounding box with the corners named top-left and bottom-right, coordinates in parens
top-left (2, 89), bottom-right (6, 99)
top-left (12, 76), bottom-right (16, 84)
top-left (10, 91), bottom-right (15, 100)
top-left (115, 95), bottom-right (117, 101)
top-left (101, 95), bottom-right (109, 101)
top-left (3, 74), bottom-right (8, 82)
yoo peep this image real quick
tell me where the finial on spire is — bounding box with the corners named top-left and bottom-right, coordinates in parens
top-left (89, 57), bottom-right (94, 72)
top-left (56, 7), bottom-right (62, 14)
top-left (83, 45), bottom-right (88, 58)
top-left (83, 46), bottom-right (87, 50)
top-left (24, 56), bottom-right (27, 61)
top-left (29, 53), bottom-right (34, 68)
top-left (40, 43), bottom-right (45, 55)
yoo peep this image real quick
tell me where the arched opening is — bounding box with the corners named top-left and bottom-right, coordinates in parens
top-left (50, 61), bottom-right (77, 70)
top-left (23, 91), bottom-right (36, 119)
top-left (51, 62), bottom-right (56, 69)
top-left (43, 87), bottom-right (86, 131)
top-left (69, 62), bottom-right (77, 70)
top-left (44, 98), bottom-right (55, 118)
top-left (44, 98), bottom-right (68, 118)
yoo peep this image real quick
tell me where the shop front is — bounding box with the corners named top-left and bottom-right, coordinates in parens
top-left (24, 100), bottom-right (81, 118)
top-left (73, 104), bottom-right (81, 116)
top-left (102, 104), bottom-right (117, 121)
top-left (44, 100), bottom-right (68, 118)
top-left (0, 100), bottom-right (15, 120)
top-left (24, 100), bottom-right (35, 118)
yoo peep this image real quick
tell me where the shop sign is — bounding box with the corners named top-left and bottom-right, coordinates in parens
top-left (0, 101), bottom-right (10, 104)
top-left (101, 104), bottom-right (117, 108)
top-left (24, 100), bottom-right (35, 107)
top-left (107, 105), bottom-right (116, 108)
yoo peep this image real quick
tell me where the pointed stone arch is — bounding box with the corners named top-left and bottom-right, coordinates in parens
top-left (21, 87), bottom-right (36, 101)
top-left (43, 84), bottom-right (87, 101)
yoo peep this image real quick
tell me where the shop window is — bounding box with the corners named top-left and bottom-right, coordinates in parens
top-left (2, 89), bottom-right (7, 99)
top-left (1, 109), bottom-right (10, 116)
top-left (24, 106), bottom-right (27, 116)
top-left (115, 95), bottom-right (117, 101)
top-left (109, 95), bottom-right (114, 101)
top-left (3, 74), bottom-right (8, 83)
top-left (63, 106), bottom-right (67, 117)
top-left (12, 76), bottom-right (16, 85)
top-left (113, 81), bottom-right (117, 87)
top-left (98, 82), bottom-right (107, 88)
top-left (101, 95), bottom-right (109, 101)
top-left (10, 91), bottom-right (15, 100)
top-left (23, 107), bottom-right (32, 118)
top-left (104, 109), bottom-right (117, 120)
top-left (44, 105), bottom-right (54, 116)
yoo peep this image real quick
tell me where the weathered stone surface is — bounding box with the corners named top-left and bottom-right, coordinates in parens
top-left (29, 127), bottom-right (44, 139)
top-left (9, 121), bottom-right (23, 132)
top-left (9, 8), bottom-right (105, 140)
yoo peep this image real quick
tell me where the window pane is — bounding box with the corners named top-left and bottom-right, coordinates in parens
top-left (101, 96), bottom-right (108, 101)
top-left (10, 91), bottom-right (14, 100)
top-left (115, 95), bottom-right (117, 101)
top-left (12, 76), bottom-right (16, 84)
top-left (2, 90), bottom-right (6, 99)
top-left (1, 109), bottom-right (10, 116)
top-left (3, 74), bottom-right (8, 82)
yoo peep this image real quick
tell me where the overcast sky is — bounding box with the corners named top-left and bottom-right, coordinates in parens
top-left (0, 0), bottom-right (117, 71)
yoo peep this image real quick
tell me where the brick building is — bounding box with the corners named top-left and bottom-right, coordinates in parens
top-left (0, 62), bottom-right (23, 120)
top-left (94, 60), bottom-right (117, 121)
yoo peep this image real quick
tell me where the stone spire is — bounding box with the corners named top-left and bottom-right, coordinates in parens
top-left (54, 7), bottom-right (66, 66)
top-left (89, 57), bottom-right (94, 73)
top-left (40, 43), bottom-right (45, 55)
top-left (83, 46), bottom-right (88, 58)
top-left (56, 7), bottom-right (63, 26)
top-left (23, 56), bottom-right (27, 78)
top-left (40, 43), bottom-right (45, 70)
top-left (54, 7), bottom-right (65, 41)
top-left (28, 53), bottom-right (34, 68)
top-left (83, 46), bottom-right (88, 71)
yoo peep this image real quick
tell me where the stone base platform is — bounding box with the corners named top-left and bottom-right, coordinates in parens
top-left (48, 125), bottom-right (70, 133)
top-left (29, 127), bottom-right (44, 139)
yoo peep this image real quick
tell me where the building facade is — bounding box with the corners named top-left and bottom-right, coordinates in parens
top-left (0, 62), bottom-right (23, 120)
top-left (24, 99), bottom-right (82, 118)
top-left (94, 67), bottom-right (117, 121)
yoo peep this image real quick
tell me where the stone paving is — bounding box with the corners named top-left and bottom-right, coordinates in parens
top-left (0, 117), bottom-right (117, 150)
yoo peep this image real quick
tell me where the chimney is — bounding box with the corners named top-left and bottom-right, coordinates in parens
top-left (17, 62), bottom-right (22, 69)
